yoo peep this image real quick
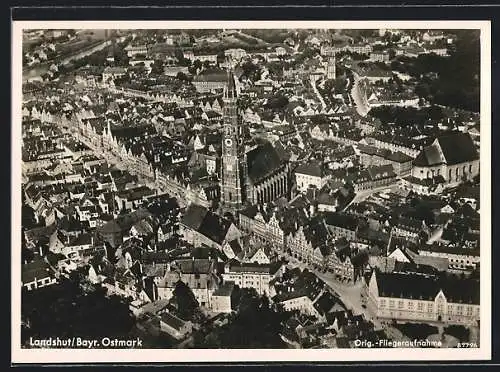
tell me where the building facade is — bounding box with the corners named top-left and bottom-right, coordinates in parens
top-left (366, 271), bottom-right (480, 325)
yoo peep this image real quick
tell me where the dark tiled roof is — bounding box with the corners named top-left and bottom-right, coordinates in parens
top-left (414, 132), bottom-right (478, 167)
top-left (246, 141), bottom-right (285, 183)
top-left (197, 212), bottom-right (232, 245)
top-left (366, 164), bottom-right (396, 181)
top-left (375, 272), bottom-right (479, 304)
top-left (303, 217), bottom-right (330, 249)
top-left (239, 205), bottom-right (259, 219)
top-left (314, 291), bottom-right (339, 315)
top-left (228, 263), bottom-right (271, 274)
top-left (413, 143), bottom-right (443, 167)
top-left (324, 212), bottom-right (359, 231)
top-left (99, 220), bottom-right (122, 234)
top-left (193, 71), bottom-right (227, 83)
top-left (437, 132), bottom-right (478, 165)
top-left (396, 216), bottom-right (423, 232)
top-left (22, 258), bottom-right (53, 284)
top-left (160, 311), bottom-right (187, 331)
top-left (176, 258), bottom-right (213, 274)
top-left (295, 162), bottom-right (323, 177)
top-left (228, 240), bottom-right (242, 255)
top-left (181, 204), bottom-right (208, 231)
top-left (213, 281), bottom-right (235, 296)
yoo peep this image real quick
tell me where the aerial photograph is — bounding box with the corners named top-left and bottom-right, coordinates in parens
top-left (19, 27), bottom-right (482, 351)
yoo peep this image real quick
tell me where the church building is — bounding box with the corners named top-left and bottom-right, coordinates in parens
top-left (219, 68), bottom-right (290, 214)
top-left (411, 131), bottom-right (479, 184)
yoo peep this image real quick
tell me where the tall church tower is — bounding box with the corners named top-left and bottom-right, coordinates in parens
top-left (327, 53), bottom-right (336, 80)
top-left (220, 66), bottom-right (243, 212)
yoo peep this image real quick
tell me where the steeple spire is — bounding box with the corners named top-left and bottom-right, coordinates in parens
top-left (223, 57), bottom-right (237, 100)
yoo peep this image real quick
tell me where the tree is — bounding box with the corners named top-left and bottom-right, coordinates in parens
top-left (241, 60), bottom-right (260, 81)
top-left (265, 93), bottom-right (289, 111)
top-left (203, 60), bottom-right (212, 69)
top-left (192, 59), bottom-right (202, 72)
top-left (230, 285), bottom-right (242, 311)
top-left (216, 50), bottom-right (226, 64)
top-left (21, 278), bottom-right (135, 345)
top-left (113, 46), bottom-right (129, 67)
top-left (176, 71), bottom-right (191, 83)
top-left (174, 49), bottom-right (191, 66)
top-left (171, 280), bottom-right (199, 320)
top-left (150, 59), bottom-right (164, 75)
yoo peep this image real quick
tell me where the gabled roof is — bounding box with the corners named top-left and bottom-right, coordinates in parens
top-left (295, 162), bottom-right (323, 177)
top-left (228, 263), bottom-right (271, 274)
top-left (160, 311), bottom-right (188, 331)
top-left (314, 291), bottom-right (341, 315)
top-left (246, 141), bottom-right (285, 183)
top-left (176, 258), bottom-right (213, 274)
top-left (181, 204), bottom-right (208, 231)
top-left (374, 271), bottom-right (479, 304)
top-left (413, 143), bottom-right (444, 167)
top-left (437, 132), bottom-right (479, 165)
top-left (324, 212), bottom-right (358, 231)
top-left (22, 258), bottom-right (53, 284)
top-left (414, 132), bottom-right (478, 167)
top-left (228, 240), bottom-right (243, 255)
top-left (197, 211), bottom-right (234, 245)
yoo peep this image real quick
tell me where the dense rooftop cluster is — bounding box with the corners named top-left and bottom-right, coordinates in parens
top-left (21, 28), bottom-right (481, 349)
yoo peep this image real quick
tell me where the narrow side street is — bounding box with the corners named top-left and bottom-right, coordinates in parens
top-left (310, 75), bottom-right (327, 109)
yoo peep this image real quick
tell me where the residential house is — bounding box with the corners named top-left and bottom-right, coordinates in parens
top-left (392, 217), bottom-right (428, 244)
top-left (211, 281), bottom-right (235, 313)
top-left (286, 217), bottom-right (330, 265)
top-left (180, 204), bottom-right (241, 250)
top-left (159, 311), bottom-right (193, 339)
top-left (351, 164), bottom-right (398, 193)
top-left (158, 258), bottom-right (219, 308)
top-left (22, 258), bottom-right (57, 291)
top-left (323, 212), bottom-right (359, 241)
top-left (295, 162), bottom-right (331, 193)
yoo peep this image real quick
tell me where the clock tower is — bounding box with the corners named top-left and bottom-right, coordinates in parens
top-left (220, 67), bottom-right (243, 212)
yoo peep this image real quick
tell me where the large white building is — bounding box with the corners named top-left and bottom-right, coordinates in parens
top-left (222, 263), bottom-right (273, 296)
top-left (366, 271), bottom-right (480, 325)
top-left (224, 48), bottom-right (247, 61)
top-left (294, 162), bottom-right (330, 193)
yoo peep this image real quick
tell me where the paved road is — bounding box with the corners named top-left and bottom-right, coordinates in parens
top-left (427, 225), bottom-right (444, 244)
top-left (340, 184), bottom-right (400, 213)
top-left (351, 73), bottom-right (371, 117)
top-left (280, 251), bottom-right (425, 343)
top-left (281, 252), bottom-right (365, 316)
top-left (310, 76), bottom-right (327, 109)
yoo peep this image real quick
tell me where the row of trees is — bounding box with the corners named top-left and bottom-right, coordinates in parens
top-left (390, 31), bottom-right (480, 112)
top-left (22, 273), bottom-right (136, 345)
top-left (193, 288), bottom-right (289, 348)
top-left (369, 105), bottom-right (445, 128)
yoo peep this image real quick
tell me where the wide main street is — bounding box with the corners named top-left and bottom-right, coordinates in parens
top-left (280, 250), bottom-right (365, 316)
